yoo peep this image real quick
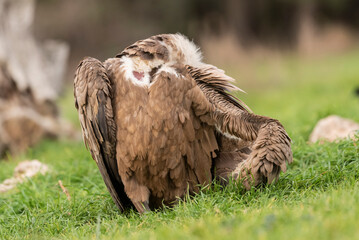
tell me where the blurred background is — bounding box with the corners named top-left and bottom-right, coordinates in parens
top-left (33, 0), bottom-right (359, 76)
top-left (0, 0), bottom-right (358, 157)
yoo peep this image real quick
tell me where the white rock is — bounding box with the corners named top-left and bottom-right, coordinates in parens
top-left (309, 115), bottom-right (359, 143)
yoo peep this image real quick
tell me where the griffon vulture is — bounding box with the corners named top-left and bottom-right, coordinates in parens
top-left (74, 34), bottom-right (292, 213)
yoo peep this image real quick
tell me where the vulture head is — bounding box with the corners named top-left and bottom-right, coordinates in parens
top-left (74, 33), bottom-right (293, 214)
top-left (115, 34), bottom-right (202, 85)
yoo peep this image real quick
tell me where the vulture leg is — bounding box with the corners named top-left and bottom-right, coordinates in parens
top-left (213, 132), bottom-right (252, 185)
top-left (213, 151), bottom-right (249, 185)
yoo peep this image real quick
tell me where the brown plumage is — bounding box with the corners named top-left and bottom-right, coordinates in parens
top-left (74, 34), bottom-right (293, 213)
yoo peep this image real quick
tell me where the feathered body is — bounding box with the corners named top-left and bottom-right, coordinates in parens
top-left (74, 34), bottom-right (292, 213)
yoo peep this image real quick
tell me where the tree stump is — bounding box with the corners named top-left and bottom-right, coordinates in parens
top-left (0, 0), bottom-right (70, 157)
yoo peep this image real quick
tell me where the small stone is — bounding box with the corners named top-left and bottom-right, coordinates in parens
top-left (309, 115), bottom-right (359, 143)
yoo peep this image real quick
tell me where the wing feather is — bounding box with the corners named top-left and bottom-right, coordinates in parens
top-left (74, 57), bottom-right (131, 211)
top-left (187, 64), bottom-right (293, 188)
top-left (186, 64), bottom-right (252, 113)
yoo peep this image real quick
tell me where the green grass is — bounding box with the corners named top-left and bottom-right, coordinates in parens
top-left (0, 49), bottom-right (358, 239)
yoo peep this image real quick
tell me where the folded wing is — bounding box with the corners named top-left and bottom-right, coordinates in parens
top-left (74, 57), bottom-right (132, 210)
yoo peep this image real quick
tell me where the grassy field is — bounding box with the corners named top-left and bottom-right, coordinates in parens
top-left (0, 49), bottom-right (358, 239)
